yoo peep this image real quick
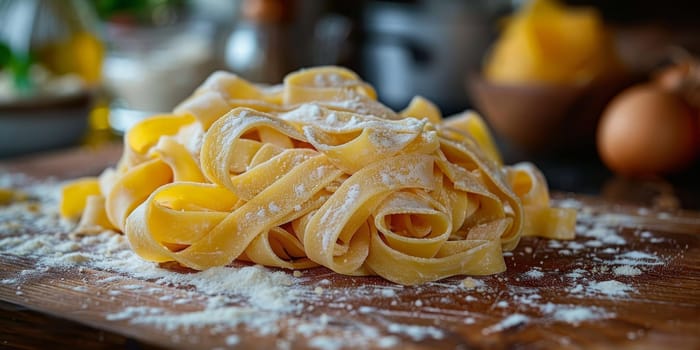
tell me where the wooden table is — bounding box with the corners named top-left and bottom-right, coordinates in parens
top-left (1, 144), bottom-right (699, 349)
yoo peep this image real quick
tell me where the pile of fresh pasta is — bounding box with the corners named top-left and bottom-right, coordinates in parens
top-left (60, 67), bottom-right (576, 285)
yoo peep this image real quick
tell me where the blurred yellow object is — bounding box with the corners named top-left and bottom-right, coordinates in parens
top-left (60, 178), bottom-right (101, 219)
top-left (88, 102), bottom-right (111, 131)
top-left (0, 188), bottom-right (15, 205)
top-left (0, 188), bottom-right (28, 204)
top-left (71, 32), bottom-right (104, 85)
top-left (37, 31), bottom-right (104, 86)
top-left (485, 0), bottom-right (620, 85)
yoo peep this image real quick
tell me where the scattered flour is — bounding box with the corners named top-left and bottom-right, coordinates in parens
top-left (552, 306), bottom-right (613, 325)
top-left (568, 284), bottom-right (584, 294)
top-left (375, 288), bottom-right (397, 297)
top-left (523, 268), bottom-right (544, 279)
top-left (586, 280), bottom-right (635, 297)
top-left (613, 266), bottom-right (642, 276)
top-left (122, 284), bottom-right (143, 290)
top-left (567, 242), bottom-right (585, 251)
top-left (106, 306), bottom-right (164, 321)
top-left (577, 225), bottom-right (626, 245)
top-left (566, 269), bottom-right (587, 279)
top-left (376, 336), bottom-right (400, 348)
top-left (496, 301), bottom-right (509, 308)
top-left (548, 240), bottom-right (564, 249)
top-left (386, 323), bottom-right (444, 341)
top-left (225, 335), bottom-right (240, 346)
top-left (609, 251), bottom-right (664, 266)
top-left (130, 307), bottom-right (270, 333)
top-left (309, 336), bottom-right (344, 350)
top-left (483, 314), bottom-right (529, 334)
top-left (553, 198), bottom-right (583, 209)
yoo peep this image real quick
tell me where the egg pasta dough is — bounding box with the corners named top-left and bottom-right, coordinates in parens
top-left (60, 67), bottom-right (575, 285)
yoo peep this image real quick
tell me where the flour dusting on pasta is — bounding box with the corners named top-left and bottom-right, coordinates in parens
top-left (59, 66), bottom-right (576, 285)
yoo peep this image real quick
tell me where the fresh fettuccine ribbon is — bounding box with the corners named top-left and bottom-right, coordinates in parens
top-left (60, 66), bottom-right (575, 285)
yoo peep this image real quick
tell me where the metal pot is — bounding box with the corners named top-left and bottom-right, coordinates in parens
top-left (359, 1), bottom-right (504, 115)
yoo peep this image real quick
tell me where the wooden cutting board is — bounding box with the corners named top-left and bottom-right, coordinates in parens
top-left (1, 144), bottom-right (699, 349)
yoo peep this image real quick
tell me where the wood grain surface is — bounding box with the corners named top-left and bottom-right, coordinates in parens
top-left (1, 144), bottom-right (699, 349)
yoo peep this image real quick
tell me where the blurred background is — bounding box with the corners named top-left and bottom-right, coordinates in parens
top-left (1, 0), bottom-right (699, 207)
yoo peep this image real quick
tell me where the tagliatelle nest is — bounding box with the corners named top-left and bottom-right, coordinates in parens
top-left (60, 66), bottom-right (575, 285)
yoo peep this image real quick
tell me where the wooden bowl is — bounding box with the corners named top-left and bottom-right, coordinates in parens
top-left (469, 76), bottom-right (629, 156)
top-left (0, 92), bottom-right (92, 158)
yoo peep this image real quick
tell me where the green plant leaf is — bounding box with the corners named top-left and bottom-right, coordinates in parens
top-left (0, 42), bottom-right (11, 69)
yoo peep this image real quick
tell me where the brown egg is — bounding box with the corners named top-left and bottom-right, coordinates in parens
top-left (597, 84), bottom-right (698, 176)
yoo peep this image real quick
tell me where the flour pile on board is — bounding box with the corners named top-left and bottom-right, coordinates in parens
top-left (613, 265), bottom-right (642, 276)
top-left (587, 280), bottom-right (635, 297)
